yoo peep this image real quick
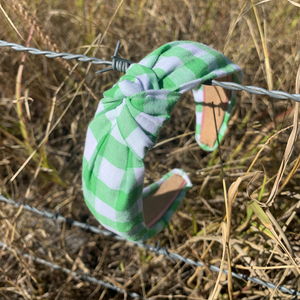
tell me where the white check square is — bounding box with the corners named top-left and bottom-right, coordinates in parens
top-left (98, 157), bottom-right (125, 190)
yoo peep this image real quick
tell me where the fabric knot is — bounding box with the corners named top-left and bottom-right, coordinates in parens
top-left (82, 41), bottom-right (243, 242)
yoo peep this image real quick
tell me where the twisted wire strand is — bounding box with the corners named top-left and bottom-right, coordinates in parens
top-left (0, 240), bottom-right (143, 299)
top-left (2, 39), bottom-right (300, 102)
top-left (210, 80), bottom-right (300, 102)
top-left (0, 40), bottom-right (111, 65)
top-left (1, 195), bottom-right (299, 297)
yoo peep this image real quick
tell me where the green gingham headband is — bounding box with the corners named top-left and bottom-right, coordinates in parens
top-left (82, 41), bottom-right (243, 242)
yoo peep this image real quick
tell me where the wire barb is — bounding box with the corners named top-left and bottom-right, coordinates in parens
top-left (154, 240), bottom-right (175, 263)
top-left (96, 41), bottom-right (132, 74)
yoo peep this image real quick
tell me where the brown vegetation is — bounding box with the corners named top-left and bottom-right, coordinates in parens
top-left (1, 0), bottom-right (300, 299)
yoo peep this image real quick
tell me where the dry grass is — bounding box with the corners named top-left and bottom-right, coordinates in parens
top-left (1, 0), bottom-right (300, 299)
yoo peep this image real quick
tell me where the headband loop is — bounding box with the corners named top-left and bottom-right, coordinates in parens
top-left (83, 41), bottom-right (243, 241)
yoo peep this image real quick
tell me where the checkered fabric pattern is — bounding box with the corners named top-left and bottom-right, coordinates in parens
top-left (82, 41), bottom-right (243, 242)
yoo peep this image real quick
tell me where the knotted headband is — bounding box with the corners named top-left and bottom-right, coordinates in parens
top-left (82, 41), bottom-right (243, 242)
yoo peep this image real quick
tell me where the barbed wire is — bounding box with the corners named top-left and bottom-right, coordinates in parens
top-left (0, 240), bottom-right (144, 299)
top-left (0, 40), bottom-right (131, 73)
top-left (1, 39), bottom-right (300, 102)
top-left (1, 195), bottom-right (299, 298)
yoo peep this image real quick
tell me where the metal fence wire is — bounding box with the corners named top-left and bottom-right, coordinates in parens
top-left (1, 195), bottom-right (300, 298)
top-left (1, 39), bottom-right (300, 101)
top-left (0, 240), bottom-right (144, 299)
top-left (1, 40), bottom-right (300, 299)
